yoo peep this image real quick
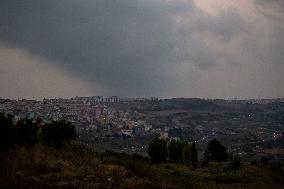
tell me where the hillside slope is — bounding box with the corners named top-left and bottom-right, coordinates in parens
top-left (0, 144), bottom-right (283, 189)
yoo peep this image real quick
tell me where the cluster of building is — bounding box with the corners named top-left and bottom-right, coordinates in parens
top-left (0, 97), bottom-right (164, 140)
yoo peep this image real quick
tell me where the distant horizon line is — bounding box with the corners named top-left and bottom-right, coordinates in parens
top-left (1, 96), bottom-right (283, 101)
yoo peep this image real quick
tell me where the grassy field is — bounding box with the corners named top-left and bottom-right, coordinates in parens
top-left (0, 144), bottom-right (283, 189)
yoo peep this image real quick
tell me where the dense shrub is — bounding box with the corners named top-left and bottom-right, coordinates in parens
top-left (97, 151), bottom-right (154, 178)
top-left (1, 113), bottom-right (78, 151)
top-left (15, 118), bottom-right (39, 146)
top-left (0, 113), bottom-right (15, 151)
top-left (1, 114), bottom-right (40, 151)
top-left (42, 120), bottom-right (77, 149)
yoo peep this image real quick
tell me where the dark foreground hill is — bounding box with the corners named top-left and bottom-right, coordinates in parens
top-left (0, 144), bottom-right (283, 189)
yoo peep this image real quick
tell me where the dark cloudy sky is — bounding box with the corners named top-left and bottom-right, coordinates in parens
top-left (0, 0), bottom-right (283, 99)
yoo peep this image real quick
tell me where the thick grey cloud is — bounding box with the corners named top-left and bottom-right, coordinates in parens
top-left (0, 0), bottom-right (283, 98)
top-left (256, 0), bottom-right (284, 9)
top-left (0, 0), bottom-right (186, 96)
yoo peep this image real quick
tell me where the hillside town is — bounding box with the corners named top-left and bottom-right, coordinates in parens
top-left (0, 97), bottom-right (283, 162)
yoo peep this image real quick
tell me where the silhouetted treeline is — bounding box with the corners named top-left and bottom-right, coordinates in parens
top-left (147, 138), bottom-right (198, 168)
top-left (148, 138), bottom-right (233, 169)
top-left (0, 113), bottom-right (77, 152)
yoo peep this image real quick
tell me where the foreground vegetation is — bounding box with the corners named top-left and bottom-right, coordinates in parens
top-left (0, 113), bottom-right (283, 188)
top-left (0, 144), bottom-right (283, 189)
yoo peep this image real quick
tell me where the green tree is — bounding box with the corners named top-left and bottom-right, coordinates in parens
top-left (190, 143), bottom-right (198, 168)
top-left (147, 138), bottom-right (168, 164)
top-left (182, 143), bottom-right (198, 168)
top-left (41, 120), bottom-right (77, 149)
top-left (16, 118), bottom-right (39, 146)
top-left (0, 113), bottom-right (16, 151)
top-left (205, 139), bottom-right (228, 162)
top-left (182, 143), bottom-right (191, 166)
top-left (168, 140), bottom-right (185, 163)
